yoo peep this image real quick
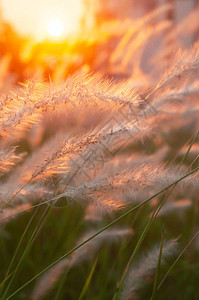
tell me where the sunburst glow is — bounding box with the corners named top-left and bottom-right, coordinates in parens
top-left (2, 0), bottom-right (83, 40)
top-left (47, 19), bottom-right (64, 38)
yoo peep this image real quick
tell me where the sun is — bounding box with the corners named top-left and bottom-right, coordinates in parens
top-left (47, 19), bottom-right (64, 38)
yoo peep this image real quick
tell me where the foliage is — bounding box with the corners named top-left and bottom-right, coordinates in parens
top-left (0, 3), bottom-right (199, 300)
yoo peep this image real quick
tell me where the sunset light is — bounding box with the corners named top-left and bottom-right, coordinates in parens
top-left (47, 19), bottom-right (64, 38)
top-left (0, 0), bottom-right (199, 299)
top-left (2, 0), bottom-right (83, 40)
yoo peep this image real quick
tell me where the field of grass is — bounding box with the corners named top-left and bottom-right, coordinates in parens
top-left (0, 3), bottom-right (199, 300)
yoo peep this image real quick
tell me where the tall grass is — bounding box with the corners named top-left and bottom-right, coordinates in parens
top-left (0, 3), bottom-right (199, 300)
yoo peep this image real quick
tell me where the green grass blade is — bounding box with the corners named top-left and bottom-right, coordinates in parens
top-left (79, 256), bottom-right (98, 300)
top-left (4, 166), bottom-right (199, 300)
top-left (54, 269), bottom-right (70, 300)
top-left (112, 196), bottom-right (166, 300)
top-left (177, 131), bottom-right (198, 171)
top-left (157, 230), bottom-right (199, 290)
top-left (150, 230), bottom-right (164, 300)
top-left (0, 273), bottom-right (14, 290)
top-left (0, 208), bottom-right (38, 297)
top-left (188, 154), bottom-right (199, 170)
top-left (2, 207), bottom-right (50, 299)
top-left (113, 132), bottom-right (198, 299)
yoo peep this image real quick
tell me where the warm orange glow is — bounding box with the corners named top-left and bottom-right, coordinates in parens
top-left (2, 0), bottom-right (83, 40)
top-left (47, 19), bottom-right (64, 38)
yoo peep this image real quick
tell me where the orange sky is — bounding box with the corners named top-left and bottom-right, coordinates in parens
top-left (2, 0), bottom-right (83, 39)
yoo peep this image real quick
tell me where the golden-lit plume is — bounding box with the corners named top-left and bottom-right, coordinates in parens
top-left (0, 2), bottom-right (199, 298)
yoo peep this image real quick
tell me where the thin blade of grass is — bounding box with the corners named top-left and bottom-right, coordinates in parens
top-left (113, 131), bottom-right (198, 299)
top-left (177, 131), bottom-right (199, 171)
top-left (157, 230), bottom-right (199, 290)
top-left (79, 256), bottom-right (98, 300)
top-left (112, 195), bottom-right (166, 300)
top-left (4, 166), bottom-right (199, 300)
top-left (150, 230), bottom-right (164, 300)
top-left (0, 208), bottom-right (39, 297)
top-left (2, 206), bottom-right (50, 300)
top-left (2, 160), bottom-right (85, 298)
top-left (54, 268), bottom-right (70, 300)
top-left (188, 154), bottom-right (199, 170)
top-left (0, 273), bottom-right (14, 290)
top-left (3, 131), bottom-right (197, 225)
